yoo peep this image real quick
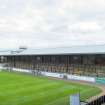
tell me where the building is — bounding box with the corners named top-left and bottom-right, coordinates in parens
top-left (0, 45), bottom-right (105, 77)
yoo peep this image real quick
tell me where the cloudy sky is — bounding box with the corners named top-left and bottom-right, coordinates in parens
top-left (0, 0), bottom-right (105, 49)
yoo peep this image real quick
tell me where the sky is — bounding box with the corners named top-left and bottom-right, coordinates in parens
top-left (0, 0), bottom-right (105, 49)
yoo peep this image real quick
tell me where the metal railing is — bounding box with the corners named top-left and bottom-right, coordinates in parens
top-left (86, 95), bottom-right (105, 105)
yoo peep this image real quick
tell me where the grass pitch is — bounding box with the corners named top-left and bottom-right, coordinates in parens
top-left (0, 71), bottom-right (101, 105)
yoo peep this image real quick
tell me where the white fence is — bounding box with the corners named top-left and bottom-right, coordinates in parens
top-left (0, 67), bottom-right (96, 83)
top-left (67, 74), bottom-right (96, 82)
top-left (41, 71), bottom-right (64, 78)
top-left (12, 68), bottom-right (32, 73)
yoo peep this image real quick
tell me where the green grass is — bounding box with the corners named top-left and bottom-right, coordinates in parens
top-left (0, 71), bottom-right (101, 105)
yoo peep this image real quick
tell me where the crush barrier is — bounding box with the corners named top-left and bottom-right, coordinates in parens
top-left (85, 95), bottom-right (105, 105)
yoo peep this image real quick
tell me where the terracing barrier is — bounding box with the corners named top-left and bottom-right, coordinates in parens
top-left (85, 95), bottom-right (105, 105)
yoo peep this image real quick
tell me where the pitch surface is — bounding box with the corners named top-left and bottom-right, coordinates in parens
top-left (0, 71), bottom-right (101, 105)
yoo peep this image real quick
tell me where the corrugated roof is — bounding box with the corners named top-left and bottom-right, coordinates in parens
top-left (0, 44), bottom-right (105, 56)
